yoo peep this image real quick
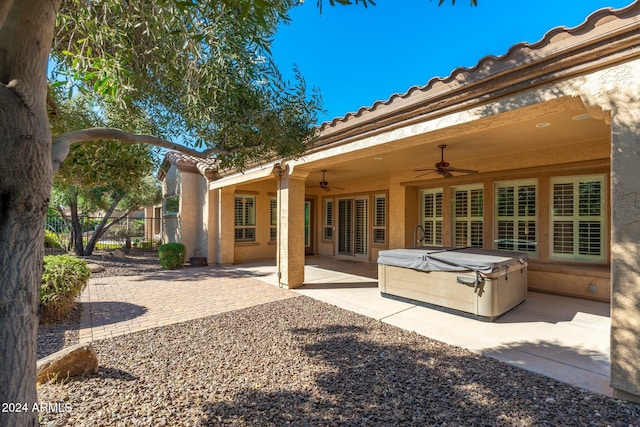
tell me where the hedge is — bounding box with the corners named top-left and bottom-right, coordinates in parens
top-left (41, 255), bottom-right (91, 323)
top-left (158, 242), bottom-right (186, 270)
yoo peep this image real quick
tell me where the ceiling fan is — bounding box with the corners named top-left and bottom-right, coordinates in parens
top-left (414, 144), bottom-right (478, 179)
top-left (308, 169), bottom-right (344, 192)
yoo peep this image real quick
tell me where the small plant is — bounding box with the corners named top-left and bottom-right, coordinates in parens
top-left (152, 234), bottom-right (163, 250)
top-left (158, 242), bottom-right (186, 270)
top-left (44, 229), bottom-right (62, 249)
top-left (40, 255), bottom-right (91, 323)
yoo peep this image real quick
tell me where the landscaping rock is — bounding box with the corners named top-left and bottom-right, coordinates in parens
top-left (86, 263), bottom-right (105, 273)
top-left (36, 343), bottom-right (98, 384)
top-left (111, 249), bottom-right (125, 258)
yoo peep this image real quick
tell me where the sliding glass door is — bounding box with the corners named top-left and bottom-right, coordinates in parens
top-left (337, 197), bottom-right (368, 259)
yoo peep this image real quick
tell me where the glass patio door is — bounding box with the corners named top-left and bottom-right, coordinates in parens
top-left (337, 197), bottom-right (368, 259)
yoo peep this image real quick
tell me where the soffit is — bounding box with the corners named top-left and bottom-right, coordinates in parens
top-left (303, 100), bottom-right (610, 186)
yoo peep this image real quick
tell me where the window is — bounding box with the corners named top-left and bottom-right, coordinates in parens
top-left (494, 180), bottom-right (537, 255)
top-left (420, 189), bottom-right (443, 246)
top-left (372, 194), bottom-right (386, 244)
top-left (269, 197), bottom-right (277, 241)
top-left (234, 195), bottom-right (256, 242)
top-left (354, 198), bottom-right (368, 255)
top-left (163, 195), bottom-right (179, 216)
top-left (323, 198), bottom-right (333, 240)
top-left (304, 201), bottom-right (311, 248)
top-left (551, 175), bottom-right (605, 261)
top-left (453, 186), bottom-right (483, 248)
top-left (337, 197), bottom-right (368, 257)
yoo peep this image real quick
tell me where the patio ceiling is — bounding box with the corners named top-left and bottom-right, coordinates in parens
top-left (303, 100), bottom-right (611, 187)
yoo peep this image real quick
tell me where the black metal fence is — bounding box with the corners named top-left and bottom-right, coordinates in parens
top-left (45, 215), bottom-right (172, 255)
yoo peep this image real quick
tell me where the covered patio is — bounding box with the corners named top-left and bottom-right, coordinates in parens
top-left (151, 3), bottom-right (640, 401)
top-left (236, 256), bottom-right (612, 397)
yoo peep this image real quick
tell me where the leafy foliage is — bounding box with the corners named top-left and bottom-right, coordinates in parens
top-left (40, 256), bottom-right (91, 323)
top-left (316, 0), bottom-right (475, 14)
top-left (51, 0), bottom-right (321, 170)
top-left (158, 242), bottom-right (187, 270)
top-left (44, 230), bottom-right (63, 249)
top-left (438, 0), bottom-right (478, 5)
top-left (49, 91), bottom-right (162, 256)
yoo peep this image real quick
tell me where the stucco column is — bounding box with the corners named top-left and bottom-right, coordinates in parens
top-left (207, 188), bottom-right (218, 264)
top-left (388, 183), bottom-right (407, 249)
top-left (609, 101), bottom-right (640, 403)
top-left (179, 172), bottom-right (201, 259)
top-left (216, 186), bottom-right (236, 266)
top-left (277, 168), bottom-right (307, 289)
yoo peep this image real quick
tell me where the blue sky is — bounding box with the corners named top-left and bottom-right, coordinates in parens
top-left (271, 0), bottom-right (634, 124)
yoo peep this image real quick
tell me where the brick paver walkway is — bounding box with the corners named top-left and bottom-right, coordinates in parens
top-left (79, 266), bottom-right (297, 343)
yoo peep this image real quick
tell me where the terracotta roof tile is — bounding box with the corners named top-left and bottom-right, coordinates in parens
top-left (158, 151), bottom-right (218, 180)
top-left (317, 2), bottom-right (639, 132)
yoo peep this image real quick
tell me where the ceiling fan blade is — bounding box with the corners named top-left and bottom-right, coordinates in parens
top-left (441, 170), bottom-right (454, 179)
top-left (446, 167), bottom-right (478, 174)
top-left (414, 171), bottom-right (437, 178)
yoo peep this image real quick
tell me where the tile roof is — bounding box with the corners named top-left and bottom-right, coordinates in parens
top-left (317, 2), bottom-right (639, 133)
top-left (158, 151), bottom-right (218, 180)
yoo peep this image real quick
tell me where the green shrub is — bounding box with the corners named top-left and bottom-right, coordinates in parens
top-left (94, 242), bottom-right (122, 250)
top-left (44, 229), bottom-right (62, 249)
top-left (141, 241), bottom-right (154, 250)
top-left (40, 255), bottom-right (91, 323)
top-left (158, 242), bottom-right (186, 270)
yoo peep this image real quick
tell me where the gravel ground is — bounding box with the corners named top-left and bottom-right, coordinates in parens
top-left (37, 255), bottom-right (640, 426)
top-left (37, 251), bottom-right (162, 359)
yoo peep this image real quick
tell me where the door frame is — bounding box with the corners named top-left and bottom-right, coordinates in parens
top-left (335, 195), bottom-right (370, 260)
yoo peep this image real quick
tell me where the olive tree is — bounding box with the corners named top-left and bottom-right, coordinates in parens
top-left (49, 92), bottom-right (161, 256)
top-left (0, 1), bottom-right (470, 424)
top-left (0, 1), bottom-right (317, 424)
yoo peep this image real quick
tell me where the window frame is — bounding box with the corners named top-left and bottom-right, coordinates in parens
top-left (234, 194), bottom-right (256, 243)
top-left (163, 194), bottom-right (180, 217)
top-left (419, 188), bottom-right (444, 247)
top-left (269, 197), bottom-right (277, 242)
top-left (452, 184), bottom-right (484, 248)
top-left (494, 179), bottom-right (538, 256)
top-left (372, 193), bottom-right (387, 245)
top-left (550, 174), bottom-right (606, 263)
top-left (323, 198), bottom-right (334, 241)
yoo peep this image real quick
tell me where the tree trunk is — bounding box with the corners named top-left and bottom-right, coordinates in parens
top-left (0, 2), bottom-right (59, 426)
top-left (83, 195), bottom-right (126, 256)
top-left (69, 198), bottom-right (86, 256)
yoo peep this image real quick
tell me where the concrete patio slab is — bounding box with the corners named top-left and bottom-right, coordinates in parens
top-left (238, 257), bottom-right (612, 397)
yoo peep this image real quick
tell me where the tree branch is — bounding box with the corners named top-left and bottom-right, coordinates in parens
top-left (52, 127), bottom-right (227, 173)
top-left (0, 0), bottom-right (15, 35)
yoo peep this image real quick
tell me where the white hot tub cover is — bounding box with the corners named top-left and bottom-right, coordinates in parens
top-left (377, 247), bottom-right (527, 276)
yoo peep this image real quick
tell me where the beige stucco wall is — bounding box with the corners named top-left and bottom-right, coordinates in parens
top-left (233, 180), bottom-right (278, 263)
top-left (308, 174), bottom-right (390, 261)
top-left (162, 165), bottom-right (181, 245)
top-left (609, 96), bottom-right (640, 402)
top-left (207, 49), bottom-right (640, 401)
top-left (161, 165), bottom-right (209, 261)
top-left (179, 171), bottom-right (210, 260)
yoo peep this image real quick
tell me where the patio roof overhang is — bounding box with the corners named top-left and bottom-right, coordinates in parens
top-left (207, 2), bottom-right (639, 190)
top-left (209, 161), bottom-right (281, 190)
top-left (290, 3), bottom-right (640, 186)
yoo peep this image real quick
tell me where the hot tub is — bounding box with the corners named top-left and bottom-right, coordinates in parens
top-left (377, 248), bottom-right (528, 321)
